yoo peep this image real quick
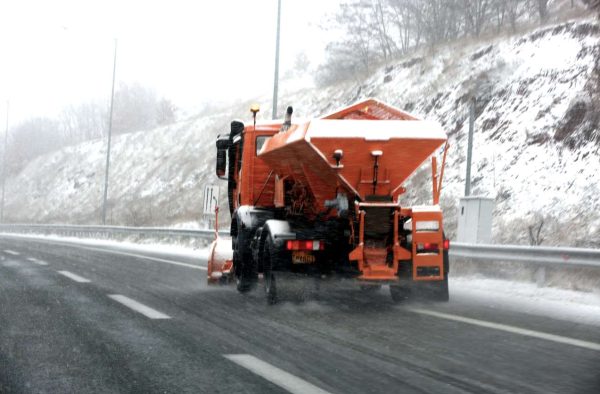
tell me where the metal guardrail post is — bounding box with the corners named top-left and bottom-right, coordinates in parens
top-left (534, 266), bottom-right (546, 287)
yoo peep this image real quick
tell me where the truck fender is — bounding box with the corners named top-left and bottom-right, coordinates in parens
top-left (258, 220), bottom-right (297, 272)
top-left (263, 220), bottom-right (296, 242)
top-left (231, 206), bottom-right (275, 270)
top-left (233, 206), bottom-right (274, 234)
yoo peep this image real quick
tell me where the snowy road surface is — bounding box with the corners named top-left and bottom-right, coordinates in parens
top-left (0, 235), bottom-right (599, 393)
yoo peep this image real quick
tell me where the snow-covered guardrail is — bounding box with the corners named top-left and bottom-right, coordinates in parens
top-left (450, 242), bottom-right (600, 286)
top-left (450, 242), bottom-right (600, 269)
top-left (0, 224), bottom-right (598, 269)
top-left (0, 223), bottom-right (229, 240)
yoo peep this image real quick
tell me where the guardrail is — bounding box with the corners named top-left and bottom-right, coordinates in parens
top-left (450, 242), bottom-right (600, 269)
top-left (450, 242), bottom-right (600, 286)
top-left (1, 224), bottom-right (599, 271)
top-left (0, 223), bottom-right (229, 241)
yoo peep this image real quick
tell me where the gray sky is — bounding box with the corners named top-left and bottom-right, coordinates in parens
top-left (0, 0), bottom-right (340, 124)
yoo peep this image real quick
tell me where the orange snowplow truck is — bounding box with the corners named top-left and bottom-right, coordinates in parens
top-left (208, 99), bottom-right (450, 303)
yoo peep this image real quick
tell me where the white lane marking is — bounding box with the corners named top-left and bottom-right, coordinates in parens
top-left (224, 354), bottom-right (332, 394)
top-left (27, 257), bottom-right (48, 266)
top-left (108, 294), bottom-right (171, 319)
top-left (408, 308), bottom-right (600, 352)
top-left (3, 249), bottom-right (20, 256)
top-left (57, 270), bottom-right (91, 283)
top-left (71, 245), bottom-right (207, 271)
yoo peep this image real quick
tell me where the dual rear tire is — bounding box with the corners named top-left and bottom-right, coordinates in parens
top-left (263, 241), bottom-right (278, 304)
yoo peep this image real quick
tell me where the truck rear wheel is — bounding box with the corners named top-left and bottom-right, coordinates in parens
top-left (262, 235), bottom-right (319, 304)
top-left (236, 250), bottom-right (257, 293)
top-left (263, 241), bottom-right (277, 304)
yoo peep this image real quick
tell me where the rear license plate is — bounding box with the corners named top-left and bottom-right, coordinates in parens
top-left (292, 251), bottom-right (315, 264)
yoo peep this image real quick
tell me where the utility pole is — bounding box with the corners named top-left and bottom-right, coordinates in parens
top-left (465, 96), bottom-right (475, 196)
top-left (272, 0), bottom-right (282, 120)
top-left (102, 39), bottom-right (117, 225)
top-left (1, 101), bottom-right (8, 222)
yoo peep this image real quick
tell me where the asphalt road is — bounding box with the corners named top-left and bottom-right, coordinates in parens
top-left (1, 235), bottom-right (599, 394)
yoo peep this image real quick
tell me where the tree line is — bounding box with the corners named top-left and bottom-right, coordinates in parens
top-left (316, 0), bottom-right (594, 86)
top-left (5, 83), bottom-right (176, 175)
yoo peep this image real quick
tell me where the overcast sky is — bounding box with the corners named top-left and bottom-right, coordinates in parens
top-left (0, 0), bottom-right (340, 124)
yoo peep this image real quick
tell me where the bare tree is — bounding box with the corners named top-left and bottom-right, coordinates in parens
top-left (316, 1), bottom-right (382, 85)
top-left (537, 0), bottom-right (549, 23)
top-left (582, 0), bottom-right (600, 17)
top-left (156, 98), bottom-right (177, 126)
top-left (420, 0), bottom-right (463, 46)
top-left (462, 0), bottom-right (491, 37)
top-left (315, 0), bottom-right (561, 86)
top-left (5, 83), bottom-right (178, 174)
top-left (371, 0), bottom-right (398, 61)
top-left (505, 0), bottom-right (526, 32)
top-left (491, 0), bottom-right (507, 32)
top-left (388, 0), bottom-right (423, 52)
top-left (528, 214), bottom-right (545, 245)
top-left (60, 101), bottom-right (107, 143)
top-left (7, 117), bottom-right (63, 174)
top-left (111, 83), bottom-right (178, 134)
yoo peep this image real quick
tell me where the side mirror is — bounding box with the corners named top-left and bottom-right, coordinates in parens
top-left (216, 134), bottom-right (230, 178)
top-left (216, 149), bottom-right (227, 177)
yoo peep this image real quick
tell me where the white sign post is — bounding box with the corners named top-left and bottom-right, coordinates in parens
top-left (203, 185), bottom-right (219, 229)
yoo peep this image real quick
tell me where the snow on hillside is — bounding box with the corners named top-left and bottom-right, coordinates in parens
top-left (280, 17), bottom-right (600, 246)
top-left (5, 111), bottom-right (234, 226)
top-left (4, 17), bottom-right (600, 246)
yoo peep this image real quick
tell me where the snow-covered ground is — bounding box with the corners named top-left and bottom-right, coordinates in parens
top-left (450, 276), bottom-right (600, 326)
top-left (3, 16), bottom-right (600, 247)
top-left (0, 232), bottom-right (210, 261)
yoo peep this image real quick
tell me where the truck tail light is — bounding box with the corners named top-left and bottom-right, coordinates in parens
top-left (286, 240), bottom-right (325, 251)
top-left (443, 239), bottom-right (450, 250)
top-left (416, 243), bottom-right (439, 254)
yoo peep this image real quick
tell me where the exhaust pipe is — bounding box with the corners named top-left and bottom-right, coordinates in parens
top-left (280, 106), bottom-right (293, 132)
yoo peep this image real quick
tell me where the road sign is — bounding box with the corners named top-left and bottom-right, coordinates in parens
top-left (203, 185), bottom-right (219, 215)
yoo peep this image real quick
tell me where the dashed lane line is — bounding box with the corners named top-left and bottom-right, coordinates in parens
top-left (27, 257), bottom-right (48, 266)
top-left (3, 250), bottom-right (20, 256)
top-left (408, 307), bottom-right (600, 352)
top-left (224, 354), bottom-right (332, 394)
top-left (108, 294), bottom-right (171, 319)
top-left (57, 270), bottom-right (91, 283)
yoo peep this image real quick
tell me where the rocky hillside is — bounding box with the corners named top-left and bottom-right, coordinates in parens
top-left (4, 16), bottom-right (600, 247)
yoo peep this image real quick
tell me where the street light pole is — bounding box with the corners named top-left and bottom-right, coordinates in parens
top-left (465, 96), bottom-right (475, 196)
top-left (0, 100), bottom-right (8, 222)
top-left (102, 39), bottom-right (117, 225)
top-left (272, 0), bottom-right (281, 120)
